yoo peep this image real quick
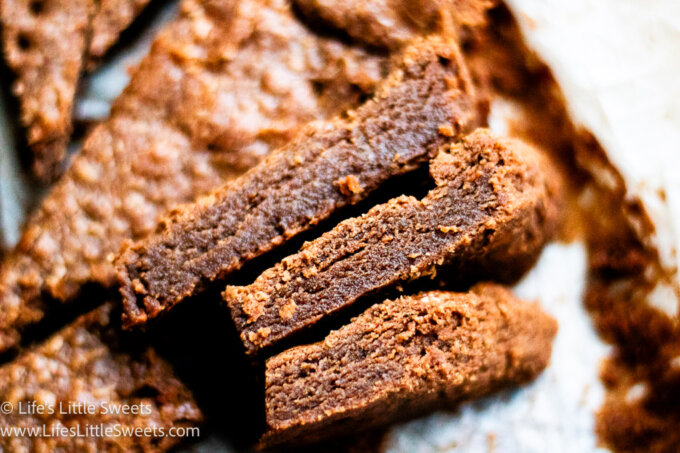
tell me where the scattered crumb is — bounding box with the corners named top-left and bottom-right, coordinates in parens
top-left (336, 175), bottom-right (363, 196)
top-left (279, 300), bottom-right (297, 321)
top-left (242, 292), bottom-right (266, 322)
top-left (487, 433), bottom-right (497, 452)
top-left (439, 225), bottom-right (460, 233)
top-left (302, 266), bottom-right (318, 278)
top-left (439, 124), bottom-right (455, 137)
top-left (131, 278), bottom-right (146, 294)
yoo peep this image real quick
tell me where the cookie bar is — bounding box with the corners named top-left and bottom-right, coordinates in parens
top-left (226, 129), bottom-right (562, 353)
top-left (88, 0), bottom-right (151, 61)
top-left (1, 0), bottom-right (94, 180)
top-left (262, 284), bottom-right (557, 447)
top-left (117, 36), bottom-right (484, 327)
top-left (294, 0), bottom-right (497, 50)
top-left (0, 303), bottom-right (202, 452)
top-left (0, 0), bottom-right (392, 352)
top-left (0, 0), bottom-right (152, 180)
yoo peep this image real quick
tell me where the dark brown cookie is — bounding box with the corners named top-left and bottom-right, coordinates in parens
top-left (262, 284), bottom-right (557, 448)
top-left (1, 0), bottom-right (94, 180)
top-left (0, 303), bottom-right (202, 452)
top-left (0, 0), bottom-right (391, 353)
top-left (226, 129), bottom-right (563, 354)
top-left (0, 0), bottom-right (153, 180)
top-left (116, 36), bottom-right (484, 328)
top-left (88, 0), bottom-right (151, 62)
top-left (293, 0), bottom-right (497, 50)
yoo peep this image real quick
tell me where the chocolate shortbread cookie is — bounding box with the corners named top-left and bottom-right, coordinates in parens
top-left (117, 36), bottom-right (485, 327)
top-left (226, 129), bottom-right (562, 353)
top-left (1, 0), bottom-right (93, 180)
top-left (294, 0), bottom-right (497, 50)
top-left (88, 0), bottom-right (151, 62)
top-left (262, 284), bottom-right (557, 447)
top-left (0, 303), bottom-right (202, 452)
top-left (0, 0), bottom-right (393, 352)
top-left (0, 0), bottom-right (152, 180)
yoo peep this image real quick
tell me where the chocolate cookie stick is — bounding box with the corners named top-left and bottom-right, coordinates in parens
top-left (294, 0), bottom-right (496, 50)
top-left (0, 303), bottom-right (202, 452)
top-left (262, 284), bottom-right (557, 447)
top-left (0, 0), bottom-right (391, 352)
top-left (117, 36), bottom-right (484, 328)
top-left (0, 0), bottom-right (152, 179)
top-left (226, 129), bottom-right (562, 353)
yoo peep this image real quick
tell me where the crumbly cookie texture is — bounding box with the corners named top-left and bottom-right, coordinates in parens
top-left (88, 0), bottom-right (151, 62)
top-left (226, 129), bottom-right (563, 353)
top-left (116, 36), bottom-right (485, 328)
top-left (262, 284), bottom-right (557, 448)
top-left (1, 0), bottom-right (93, 180)
top-left (0, 0), bottom-right (392, 353)
top-left (0, 303), bottom-right (202, 452)
top-left (293, 0), bottom-right (497, 50)
top-left (0, 0), bottom-right (152, 180)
